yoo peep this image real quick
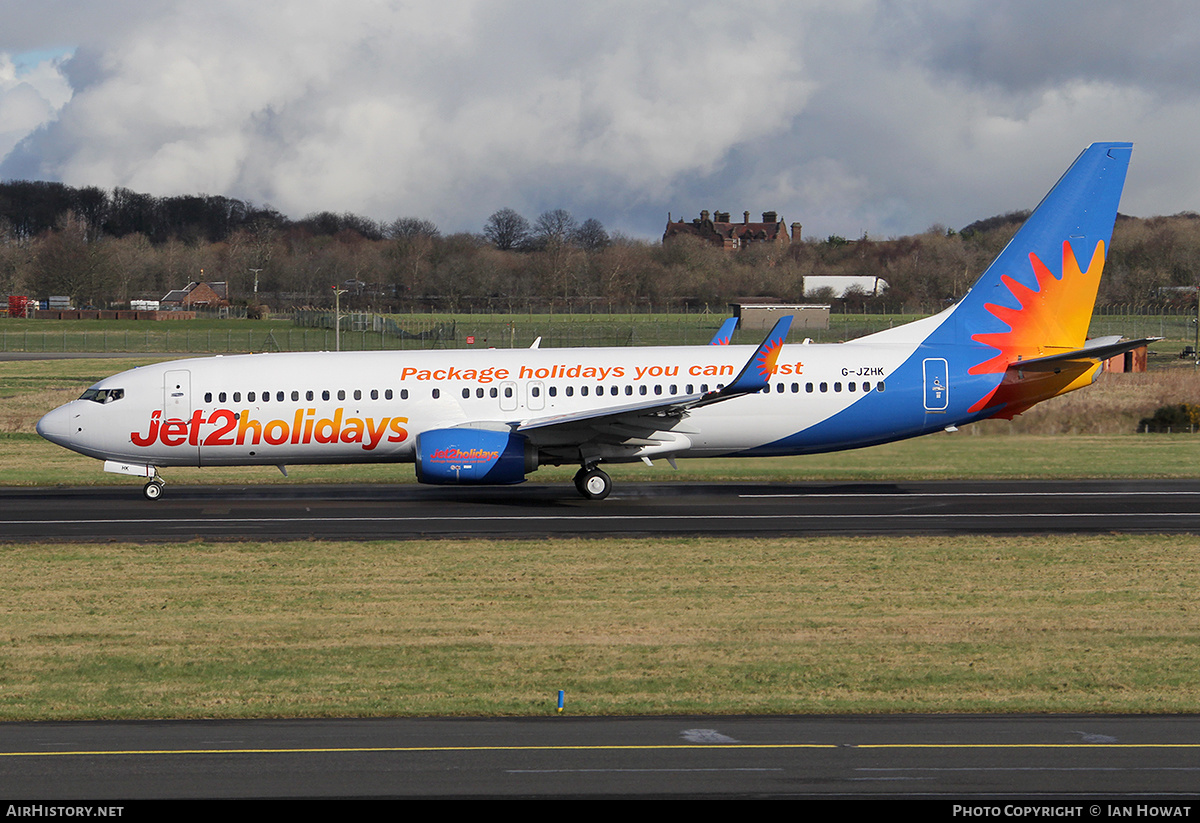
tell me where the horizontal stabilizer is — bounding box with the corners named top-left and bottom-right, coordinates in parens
top-left (1008, 337), bottom-right (1159, 372)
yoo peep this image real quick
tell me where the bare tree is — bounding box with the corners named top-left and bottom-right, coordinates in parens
top-left (483, 208), bottom-right (530, 251)
top-left (387, 216), bottom-right (441, 297)
top-left (574, 217), bottom-right (609, 252)
top-left (388, 217), bottom-right (440, 240)
top-left (533, 208), bottom-right (578, 248)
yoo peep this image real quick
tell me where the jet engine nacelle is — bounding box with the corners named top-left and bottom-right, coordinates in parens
top-left (414, 428), bottom-right (538, 485)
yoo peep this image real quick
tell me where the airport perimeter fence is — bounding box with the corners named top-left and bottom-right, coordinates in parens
top-left (1088, 304), bottom-right (1199, 346)
top-left (1, 304), bottom-right (1196, 354)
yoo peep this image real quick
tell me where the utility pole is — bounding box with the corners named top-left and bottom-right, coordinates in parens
top-left (1183, 284), bottom-right (1200, 370)
top-left (249, 268), bottom-right (263, 299)
top-left (333, 284), bottom-right (346, 352)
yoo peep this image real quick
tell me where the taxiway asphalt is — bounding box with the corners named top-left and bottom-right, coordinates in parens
top-left (3, 479), bottom-right (1199, 542)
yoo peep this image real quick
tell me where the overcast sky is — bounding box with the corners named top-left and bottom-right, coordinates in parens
top-left (1, 0), bottom-right (1197, 240)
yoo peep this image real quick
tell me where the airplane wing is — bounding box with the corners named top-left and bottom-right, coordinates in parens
top-left (511, 316), bottom-right (793, 461)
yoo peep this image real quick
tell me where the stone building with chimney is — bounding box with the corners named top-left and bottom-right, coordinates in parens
top-left (663, 210), bottom-right (801, 250)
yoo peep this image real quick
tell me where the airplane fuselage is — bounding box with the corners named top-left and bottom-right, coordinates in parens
top-left (36, 306), bottom-right (1067, 472)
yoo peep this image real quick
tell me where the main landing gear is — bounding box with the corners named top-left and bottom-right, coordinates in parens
top-left (573, 466), bottom-right (612, 500)
top-left (142, 477), bottom-right (165, 501)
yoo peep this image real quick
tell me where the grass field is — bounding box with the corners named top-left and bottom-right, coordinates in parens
top-left (2, 309), bottom-right (1198, 352)
top-left (3, 534), bottom-right (1199, 719)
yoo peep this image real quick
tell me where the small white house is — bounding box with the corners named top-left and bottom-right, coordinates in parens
top-left (803, 276), bottom-right (888, 298)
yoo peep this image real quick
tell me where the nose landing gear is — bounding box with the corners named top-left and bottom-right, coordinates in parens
top-left (143, 478), bottom-right (165, 501)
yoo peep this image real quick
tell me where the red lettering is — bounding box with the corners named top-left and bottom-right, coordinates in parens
top-left (202, 409), bottom-right (237, 447)
top-left (160, 418), bottom-right (188, 447)
top-left (130, 411), bottom-right (161, 447)
top-left (364, 417), bottom-right (389, 450)
top-left (187, 409), bottom-right (205, 446)
top-left (263, 420), bottom-right (289, 445)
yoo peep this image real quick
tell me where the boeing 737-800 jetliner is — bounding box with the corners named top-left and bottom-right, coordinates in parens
top-left (37, 143), bottom-right (1146, 500)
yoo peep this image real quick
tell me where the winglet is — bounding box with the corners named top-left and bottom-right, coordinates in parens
top-left (717, 315), bottom-right (792, 396)
top-left (708, 317), bottom-right (738, 345)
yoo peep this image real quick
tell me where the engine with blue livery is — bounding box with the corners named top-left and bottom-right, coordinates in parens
top-left (414, 428), bottom-right (538, 485)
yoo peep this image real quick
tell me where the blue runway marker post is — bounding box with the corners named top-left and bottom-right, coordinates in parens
top-left (557, 690), bottom-right (564, 713)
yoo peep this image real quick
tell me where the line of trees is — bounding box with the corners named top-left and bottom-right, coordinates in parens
top-left (1, 180), bottom-right (1198, 314)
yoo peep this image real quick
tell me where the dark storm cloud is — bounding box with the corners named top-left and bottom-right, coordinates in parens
top-left (1, 1), bottom-right (1197, 239)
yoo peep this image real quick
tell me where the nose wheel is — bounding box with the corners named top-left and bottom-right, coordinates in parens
top-left (143, 479), bottom-right (165, 501)
top-left (573, 467), bottom-right (611, 500)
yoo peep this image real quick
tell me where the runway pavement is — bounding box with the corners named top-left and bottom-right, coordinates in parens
top-left (3, 714), bottom-right (1200, 799)
top-left (3, 479), bottom-right (1200, 541)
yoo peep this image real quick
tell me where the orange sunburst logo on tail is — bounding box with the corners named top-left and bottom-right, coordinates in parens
top-left (755, 338), bottom-right (785, 381)
top-left (969, 240), bottom-right (1106, 376)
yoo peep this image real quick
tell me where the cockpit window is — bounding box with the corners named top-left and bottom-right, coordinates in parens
top-left (79, 388), bottom-right (124, 404)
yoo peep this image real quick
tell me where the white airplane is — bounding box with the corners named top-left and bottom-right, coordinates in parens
top-left (38, 142), bottom-right (1147, 501)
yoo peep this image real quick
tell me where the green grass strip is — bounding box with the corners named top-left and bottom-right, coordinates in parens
top-left (2, 535), bottom-right (1199, 720)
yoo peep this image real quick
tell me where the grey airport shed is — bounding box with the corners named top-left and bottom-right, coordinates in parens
top-left (730, 303), bottom-right (831, 331)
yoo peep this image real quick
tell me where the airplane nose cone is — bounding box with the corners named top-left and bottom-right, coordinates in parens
top-left (36, 405), bottom-right (73, 447)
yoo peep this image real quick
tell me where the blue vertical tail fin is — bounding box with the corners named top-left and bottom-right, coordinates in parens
top-left (948, 142), bottom-right (1132, 363)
